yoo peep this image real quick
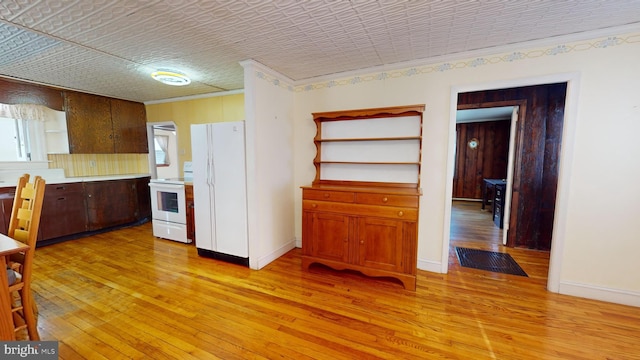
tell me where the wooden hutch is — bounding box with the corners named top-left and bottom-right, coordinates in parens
top-left (301, 104), bottom-right (424, 290)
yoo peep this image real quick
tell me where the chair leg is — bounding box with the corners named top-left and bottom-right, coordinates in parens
top-left (19, 289), bottom-right (39, 341)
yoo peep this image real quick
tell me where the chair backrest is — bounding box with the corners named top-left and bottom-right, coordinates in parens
top-left (7, 174), bottom-right (46, 285)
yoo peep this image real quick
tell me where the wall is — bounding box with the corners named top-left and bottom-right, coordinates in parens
top-left (48, 154), bottom-right (149, 177)
top-left (242, 60), bottom-right (297, 269)
top-left (453, 120), bottom-right (511, 199)
top-left (288, 29), bottom-right (640, 306)
top-left (145, 93), bottom-right (245, 175)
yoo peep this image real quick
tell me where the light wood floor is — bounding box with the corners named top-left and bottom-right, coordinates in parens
top-left (25, 203), bottom-right (640, 359)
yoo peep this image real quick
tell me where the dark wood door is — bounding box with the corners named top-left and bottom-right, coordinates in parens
top-left (110, 98), bottom-right (149, 153)
top-left (86, 180), bottom-right (137, 231)
top-left (308, 212), bottom-right (349, 263)
top-left (65, 91), bottom-right (114, 153)
top-left (39, 183), bottom-right (88, 241)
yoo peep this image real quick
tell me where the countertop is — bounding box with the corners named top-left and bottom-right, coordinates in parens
top-left (0, 173), bottom-right (151, 187)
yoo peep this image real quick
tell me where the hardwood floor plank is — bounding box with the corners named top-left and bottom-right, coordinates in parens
top-left (21, 208), bottom-right (640, 359)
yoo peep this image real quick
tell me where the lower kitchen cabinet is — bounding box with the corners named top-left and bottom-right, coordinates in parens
top-left (0, 188), bottom-right (15, 235)
top-left (135, 176), bottom-right (152, 220)
top-left (86, 179), bottom-right (138, 231)
top-left (301, 186), bottom-right (419, 290)
top-left (185, 184), bottom-right (195, 243)
top-left (39, 183), bottom-right (88, 241)
top-left (1, 176), bottom-right (151, 243)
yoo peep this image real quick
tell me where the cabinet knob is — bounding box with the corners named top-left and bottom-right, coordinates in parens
top-left (311, 203), bottom-right (317, 208)
top-left (382, 197), bottom-right (388, 203)
top-left (360, 240), bottom-right (364, 245)
top-left (323, 193), bottom-right (330, 198)
top-left (397, 211), bottom-right (404, 217)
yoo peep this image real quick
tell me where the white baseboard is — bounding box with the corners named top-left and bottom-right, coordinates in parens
top-left (417, 258), bottom-right (443, 273)
top-left (255, 239), bottom-right (297, 270)
top-left (559, 281), bottom-right (640, 307)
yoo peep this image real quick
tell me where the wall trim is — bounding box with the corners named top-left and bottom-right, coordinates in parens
top-left (143, 89), bottom-right (244, 105)
top-left (417, 259), bottom-right (442, 274)
top-left (559, 281), bottom-right (640, 308)
top-left (255, 239), bottom-right (297, 270)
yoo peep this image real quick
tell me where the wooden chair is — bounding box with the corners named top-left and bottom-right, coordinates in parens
top-left (6, 174), bottom-right (46, 341)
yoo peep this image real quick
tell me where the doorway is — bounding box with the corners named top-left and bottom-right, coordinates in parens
top-left (146, 121), bottom-right (179, 180)
top-left (442, 74), bottom-right (580, 293)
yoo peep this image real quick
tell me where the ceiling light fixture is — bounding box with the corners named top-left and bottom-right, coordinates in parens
top-left (151, 70), bottom-right (191, 86)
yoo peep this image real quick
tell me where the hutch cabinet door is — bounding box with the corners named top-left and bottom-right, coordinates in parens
top-left (308, 212), bottom-right (350, 263)
top-left (356, 217), bottom-right (404, 272)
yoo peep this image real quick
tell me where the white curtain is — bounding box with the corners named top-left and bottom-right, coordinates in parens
top-left (0, 103), bottom-right (54, 122)
top-left (155, 135), bottom-right (170, 165)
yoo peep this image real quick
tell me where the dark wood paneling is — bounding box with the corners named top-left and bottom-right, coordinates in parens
top-left (0, 77), bottom-right (64, 111)
top-left (458, 83), bottom-right (566, 250)
top-left (453, 120), bottom-right (510, 199)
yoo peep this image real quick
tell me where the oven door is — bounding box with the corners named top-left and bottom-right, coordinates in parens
top-left (149, 182), bottom-right (186, 224)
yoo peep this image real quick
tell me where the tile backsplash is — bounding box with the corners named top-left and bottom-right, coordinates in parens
top-left (48, 154), bottom-right (149, 177)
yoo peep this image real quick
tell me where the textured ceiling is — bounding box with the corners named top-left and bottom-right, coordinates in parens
top-left (1, 0), bottom-right (639, 103)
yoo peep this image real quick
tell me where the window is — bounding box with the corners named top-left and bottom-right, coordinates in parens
top-left (0, 116), bottom-right (39, 161)
top-left (0, 104), bottom-right (64, 161)
top-left (154, 135), bottom-right (170, 166)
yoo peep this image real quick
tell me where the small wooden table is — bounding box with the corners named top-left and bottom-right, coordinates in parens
top-left (0, 233), bottom-right (29, 340)
top-left (481, 179), bottom-right (506, 211)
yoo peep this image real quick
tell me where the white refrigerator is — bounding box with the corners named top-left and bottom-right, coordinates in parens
top-left (191, 121), bottom-right (249, 266)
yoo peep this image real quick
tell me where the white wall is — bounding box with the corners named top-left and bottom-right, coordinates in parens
top-left (289, 29), bottom-right (640, 306)
top-left (242, 60), bottom-right (297, 269)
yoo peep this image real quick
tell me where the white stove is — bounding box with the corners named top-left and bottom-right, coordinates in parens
top-left (148, 163), bottom-right (193, 243)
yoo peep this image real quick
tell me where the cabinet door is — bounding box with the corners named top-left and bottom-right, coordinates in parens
top-left (110, 98), bottom-right (149, 153)
top-left (66, 91), bottom-right (114, 153)
top-left (356, 217), bottom-right (404, 272)
top-left (185, 185), bottom-right (195, 242)
top-left (0, 191), bottom-right (14, 235)
top-left (39, 183), bottom-right (88, 240)
top-left (134, 176), bottom-right (151, 220)
top-left (86, 180), bottom-right (137, 231)
top-left (308, 212), bottom-right (349, 263)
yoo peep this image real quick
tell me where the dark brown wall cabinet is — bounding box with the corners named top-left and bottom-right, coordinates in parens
top-left (65, 91), bottom-right (148, 154)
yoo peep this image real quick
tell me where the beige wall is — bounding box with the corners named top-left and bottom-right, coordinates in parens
top-left (145, 93), bottom-right (245, 174)
top-left (288, 30), bottom-right (640, 306)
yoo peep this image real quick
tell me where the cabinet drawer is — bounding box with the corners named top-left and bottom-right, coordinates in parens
top-left (46, 182), bottom-right (84, 196)
top-left (303, 189), bottom-right (354, 203)
top-left (355, 193), bottom-right (418, 208)
top-left (303, 200), bottom-right (418, 221)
